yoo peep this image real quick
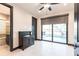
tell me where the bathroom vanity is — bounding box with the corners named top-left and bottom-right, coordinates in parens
top-left (19, 31), bottom-right (34, 50)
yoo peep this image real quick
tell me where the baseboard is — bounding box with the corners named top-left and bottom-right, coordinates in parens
top-left (12, 46), bottom-right (20, 51)
top-left (36, 39), bottom-right (74, 46)
top-left (53, 41), bottom-right (66, 45)
top-left (35, 39), bottom-right (42, 41)
top-left (68, 44), bottom-right (74, 46)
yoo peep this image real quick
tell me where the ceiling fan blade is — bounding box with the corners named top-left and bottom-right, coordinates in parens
top-left (50, 3), bottom-right (59, 5)
top-left (39, 6), bottom-right (44, 10)
top-left (40, 3), bottom-right (58, 5)
top-left (48, 7), bottom-right (52, 11)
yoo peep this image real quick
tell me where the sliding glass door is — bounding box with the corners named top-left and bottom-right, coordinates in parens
top-left (42, 24), bottom-right (52, 41)
top-left (41, 15), bottom-right (68, 44)
top-left (42, 23), bottom-right (67, 43)
top-left (53, 24), bottom-right (67, 43)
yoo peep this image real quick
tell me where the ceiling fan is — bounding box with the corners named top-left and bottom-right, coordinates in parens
top-left (39, 3), bottom-right (58, 11)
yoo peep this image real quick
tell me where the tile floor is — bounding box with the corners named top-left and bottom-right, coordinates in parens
top-left (0, 41), bottom-right (74, 56)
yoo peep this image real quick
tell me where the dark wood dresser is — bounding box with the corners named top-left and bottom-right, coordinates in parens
top-left (19, 31), bottom-right (34, 50)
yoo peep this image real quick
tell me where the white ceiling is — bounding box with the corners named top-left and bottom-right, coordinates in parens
top-left (14, 3), bottom-right (74, 18)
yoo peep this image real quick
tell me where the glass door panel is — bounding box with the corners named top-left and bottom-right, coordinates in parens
top-left (53, 24), bottom-right (66, 43)
top-left (42, 24), bottom-right (52, 41)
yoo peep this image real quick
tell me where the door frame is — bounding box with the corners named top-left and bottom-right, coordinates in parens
top-left (41, 14), bottom-right (68, 44)
top-left (52, 23), bottom-right (68, 44)
top-left (0, 3), bottom-right (13, 51)
top-left (32, 17), bottom-right (37, 40)
top-left (41, 24), bottom-right (52, 41)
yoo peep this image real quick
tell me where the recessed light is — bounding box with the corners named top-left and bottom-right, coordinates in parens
top-left (38, 10), bottom-right (41, 13)
top-left (63, 3), bottom-right (67, 6)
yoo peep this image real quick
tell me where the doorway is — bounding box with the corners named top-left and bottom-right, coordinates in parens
top-left (0, 3), bottom-right (13, 51)
top-left (42, 24), bottom-right (52, 41)
top-left (32, 17), bottom-right (37, 40)
top-left (53, 23), bottom-right (67, 43)
top-left (41, 14), bottom-right (68, 44)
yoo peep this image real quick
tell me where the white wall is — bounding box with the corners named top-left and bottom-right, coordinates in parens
top-left (37, 6), bottom-right (74, 44)
top-left (10, 4), bottom-right (32, 48)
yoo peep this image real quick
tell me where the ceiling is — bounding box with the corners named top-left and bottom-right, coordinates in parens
top-left (14, 3), bottom-right (74, 18)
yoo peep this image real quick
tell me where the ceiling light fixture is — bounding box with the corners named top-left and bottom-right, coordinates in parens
top-left (63, 3), bottom-right (67, 6)
top-left (44, 4), bottom-right (50, 8)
